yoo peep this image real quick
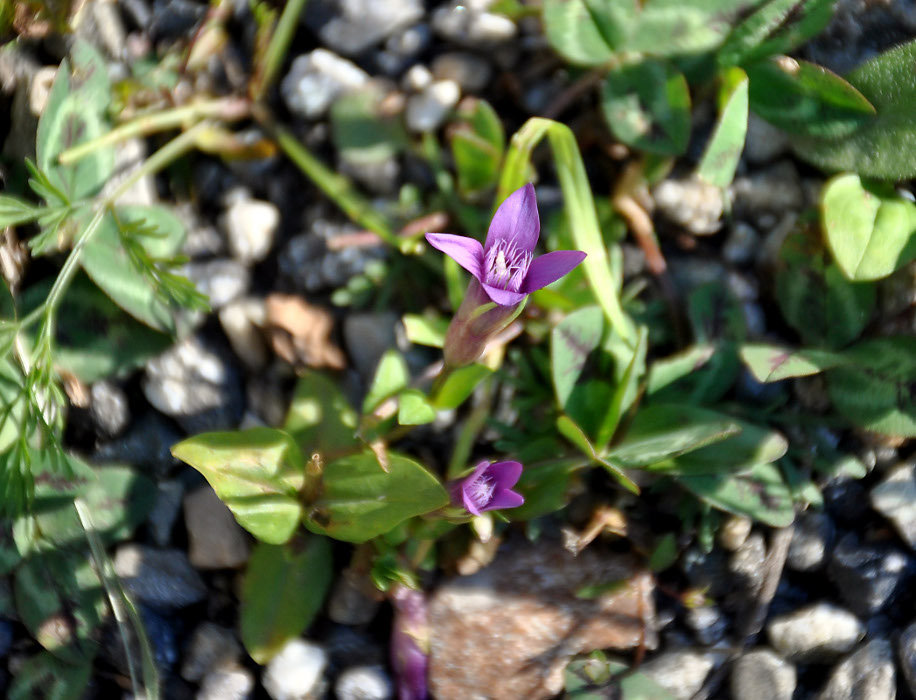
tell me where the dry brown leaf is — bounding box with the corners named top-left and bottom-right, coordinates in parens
top-left (265, 293), bottom-right (346, 369)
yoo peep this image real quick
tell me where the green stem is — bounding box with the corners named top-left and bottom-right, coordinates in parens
top-left (268, 122), bottom-right (400, 247)
top-left (252, 0), bottom-right (309, 101)
top-left (447, 375), bottom-right (495, 478)
top-left (58, 98), bottom-right (248, 165)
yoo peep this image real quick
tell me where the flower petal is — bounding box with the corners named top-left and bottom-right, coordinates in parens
top-left (485, 489), bottom-right (524, 511)
top-left (488, 461), bottom-right (523, 491)
top-left (485, 183), bottom-right (540, 254)
top-left (425, 233), bottom-right (484, 280)
top-left (522, 250), bottom-right (587, 293)
top-left (480, 282), bottom-right (528, 307)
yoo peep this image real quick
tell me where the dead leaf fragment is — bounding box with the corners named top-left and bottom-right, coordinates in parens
top-left (265, 293), bottom-right (345, 369)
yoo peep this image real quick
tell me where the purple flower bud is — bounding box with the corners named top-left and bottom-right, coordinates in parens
top-left (426, 184), bottom-right (586, 366)
top-left (390, 585), bottom-right (429, 700)
top-left (449, 460), bottom-right (524, 516)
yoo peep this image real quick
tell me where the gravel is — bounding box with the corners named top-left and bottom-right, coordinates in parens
top-left (262, 639), bottom-right (328, 700)
top-left (817, 638), bottom-right (896, 700)
top-left (730, 648), bottom-right (796, 700)
top-left (767, 602), bottom-right (865, 662)
top-left (113, 545), bottom-right (207, 610)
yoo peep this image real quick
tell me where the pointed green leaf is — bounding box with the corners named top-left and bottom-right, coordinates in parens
top-left (697, 68), bottom-right (748, 188)
top-left (680, 462), bottom-right (795, 527)
top-left (172, 428), bottom-right (306, 545)
top-left (283, 371), bottom-right (359, 459)
top-left (552, 305), bottom-right (604, 409)
top-left (304, 452), bottom-right (448, 543)
top-left (398, 389), bottom-right (437, 425)
top-left (740, 343), bottom-right (845, 382)
top-left (432, 364), bottom-right (493, 410)
top-left (363, 350), bottom-right (409, 413)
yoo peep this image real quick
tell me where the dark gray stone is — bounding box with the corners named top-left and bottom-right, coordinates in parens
top-left (817, 638), bottom-right (895, 700)
top-left (828, 532), bottom-right (915, 617)
top-left (730, 648), bottom-right (796, 700)
top-left (113, 545), bottom-right (207, 610)
top-left (788, 511), bottom-right (835, 572)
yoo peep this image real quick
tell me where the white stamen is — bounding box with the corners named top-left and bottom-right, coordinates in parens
top-left (469, 473), bottom-right (495, 508)
top-left (485, 238), bottom-right (532, 291)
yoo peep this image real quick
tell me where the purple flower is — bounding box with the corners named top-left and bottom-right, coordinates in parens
top-left (426, 183), bottom-right (586, 307)
top-left (426, 184), bottom-right (586, 366)
top-left (450, 460), bottom-right (524, 516)
top-left (390, 585), bottom-right (429, 700)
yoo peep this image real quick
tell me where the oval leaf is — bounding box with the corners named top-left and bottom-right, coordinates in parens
top-left (822, 173), bottom-right (916, 281)
top-left (304, 452), bottom-right (448, 543)
top-left (171, 428), bottom-right (306, 545)
top-left (680, 462), bottom-right (795, 527)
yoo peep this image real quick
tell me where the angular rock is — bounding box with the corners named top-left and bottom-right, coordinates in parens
top-left (428, 540), bottom-right (656, 700)
top-left (184, 485), bottom-right (250, 570)
top-left (732, 161), bottom-right (804, 230)
top-left (223, 197), bottom-right (279, 265)
top-left (89, 380), bottom-right (130, 439)
top-left (281, 50), bottom-right (370, 120)
top-left (653, 176), bottom-right (724, 235)
top-left (828, 532), bottom-right (915, 617)
top-left (343, 311), bottom-right (400, 381)
top-left (328, 571), bottom-right (382, 625)
top-left (335, 665), bottom-right (393, 700)
top-left (431, 52), bottom-right (492, 93)
top-left (309, 0), bottom-right (423, 56)
top-left (787, 510), bottom-right (834, 571)
top-left (431, 2), bottom-right (516, 45)
top-left (147, 480), bottom-right (184, 547)
top-left (767, 602), bottom-right (864, 662)
top-left (405, 79), bottom-right (460, 132)
top-left (817, 639), bottom-right (895, 700)
top-left (640, 649), bottom-right (722, 700)
top-left (730, 648), bottom-right (796, 700)
top-left (898, 620), bottom-right (916, 696)
top-left (113, 545), bottom-right (207, 610)
top-left (685, 604), bottom-right (727, 645)
top-left (182, 259), bottom-right (250, 310)
top-left (871, 462), bottom-right (916, 551)
top-left (262, 639), bottom-right (328, 700)
top-left (198, 662), bottom-right (255, 700)
top-left (92, 411), bottom-right (182, 478)
top-left (180, 622), bottom-right (242, 683)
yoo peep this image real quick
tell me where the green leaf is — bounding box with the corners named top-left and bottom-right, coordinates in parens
top-left (0, 194), bottom-right (40, 227)
top-left (431, 364), bottom-right (492, 410)
top-left (747, 56), bottom-right (875, 139)
top-left (607, 404), bottom-right (741, 468)
top-left (647, 344), bottom-right (717, 395)
top-left (740, 343), bottom-right (845, 382)
top-left (792, 39), bottom-right (916, 179)
top-left (625, 2), bottom-right (740, 57)
top-left (822, 173), bottom-right (916, 281)
top-left (14, 550), bottom-right (105, 663)
top-left (398, 389), bottom-right (437, 425)
top-left (601, 59), bottom-right (692, 156)
top-left (171, 428), bottom-right (306, 545)
top-left (512, 458), bottom-right (579, 520)
top-left (80, 206), bottom-right (188, 333)
top-left (648, 533), bottom-right (678, 572)
top-left (552, 305), bottom-right (604, 409)
top-left (240, 536), bottom-right (333, 664)
top-left (653, 419), bottom-right (788, 475)
top-left (450, 99), bottom-right (506, 196)
top-left (680, 462), bottom-right (795, 527)
top-left (304, 452), bottom-right (448, 543)
top-left (24, 274), bottom-right (172, 383)
top-left (363, 349), bottom-right (409, 414)
top-left (827, 336), bottom-right (916, 437)
top-left (595, 326), bottom-right (647, 449)
top-left (542, 0), bottom-right (619, 66)
top-left (697, 67), bottom-right (748, 188)
top-left (717, 0), bottom-right (834, 68)
top-left (618, 670), bottom-right (679, 700)
top-left (36, 42), bottom-right (113, 200)
top-left (283, 371), bottom-right (359, 460)
top-left (8, 652), bottom-right (92, 700)
top-left (775, 226), bottom-right (875, 348)
top-left (402, 314), bottom-right (447, 348)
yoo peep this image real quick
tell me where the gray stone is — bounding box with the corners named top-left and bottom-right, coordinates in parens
top-left (723, 222), bottom-right (760, 267)
top-left (871, 462), bottom-right (916, 550)
top-left (147, 480), bottom-right (184, 547)
top-left (181, 622), bottom-right (242, 683)
top-left (403, 64), bottom-right (433, 92)
top-left (405, 80), bottom-right (461, 132)
top-left (727, 532), bottom-right (767, 609)
top-left (685, 604), bottom-right (727, 645)
top-left (898, 620), bottom-right (916, 696)
top-left (343, 312), bottom-right (400, 381)
top-left (640, 649), bottom-right (721, 700)
top-left (281, 50), bottom-right (370, 120)
top-left (90, 380), bottom-right (130, 438)
top-left (223, 197), bottom-right (279, 265)
top-left (743, 113), bottom-right (790, 165)
top-left (767, 602), bottom-right (864, 662)
top-left (334, 665), bottom-right (393, 700)
top-left (428, 541), bottom-right (656, 700)
top-left (732, 161), bottom-right (804, 230)
top-left (182, 259), bottom-right (250, 310)
top-left (328, 573), bottom-right (382, 625)
top-left (818, 639), bottom-right (895, 700)
top-left (311, 0), bottom-right (423, 56)
top-left (113, 545), bottom-right (207, 609)
top-left (197, 662), bottom-right (255, 700)
top-left (376, 23), bottom-right (431, 75)
top-left (829, 531), bottom-right (915, 617)
top-left (183, 485), bottom-right (250, 570)
top-left (431, 2), bottom-right (517, 45)
top-left (730, 648), bottom-right (796, 700)
top-left (788, 511), bottom-right (834, 572)
top-left (262, 639), bottom-right (328, 700)
top-left (653, 176), bottom-right (724, 235)
top-left (219, 298), bottom-right (268, 371)
top-left (143, 335), bottom-right (243, 434)
top-left (92, 412), bottom-right (182, 478)
top-left (431, 52), bottom-right (492, 93)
